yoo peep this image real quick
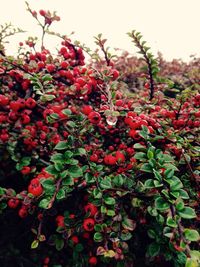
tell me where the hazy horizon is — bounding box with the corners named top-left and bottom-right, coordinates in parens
top-left (0, 0), bottom-right (199, 62)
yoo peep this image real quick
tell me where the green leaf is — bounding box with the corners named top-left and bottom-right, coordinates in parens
top-left (104, 196), bottom-right (116, 206)
top-left (55, 239), bottom-right (64, 251)
top-left (85, 172), bottom-right (95, 183)
top-left (144, 179), bottom-right (155, 189)
top-left (64, 150), bottom-right (74, 159)
top-left (65, 159), bottom-right (79, 165)
top-left (141, 163), bottom-right (153, 173)
top-left (60, 170), bottom-right (68, 179)
top-left (68, 166), bottom-right (83, 178)
top-left (122, 217), bottom-right (136, 231)
top-left (75, 148), bottom-right (86, 155)
top-left (133, 143), bottom-right (146, 150)
top-left (42, 74), bottom-right (52, 82)
top-left (56, 188), bottom-right (66, 200)
top-left (94, 232), bottom-right (103, 242)
top-left (163, 163), bottom-right (178, 171)
top-left (167, 177), bottom-right (183, 191)
top-left (107, 209), bottom-right (115, 216)
top-left (134, 152), bottom-right (146, 160)
top-left (147, 150), bottom-right (154, 159)
top-left (163, 226), bottom-right (173, 238)
top-left (153, 180), bottom-right (163, 188)
top-left (184, 229), bottom-right (200, 242)
top-left (16, 156), bottom-right (31, 170)
top-left (155, 197), bottom-right (170, 211)
top-left (55, 141), bottom-right (69, 150)
top-left (51, 153), bottom-right (63, 163)
top-left (186, 257), bottom-right (200, 267)
top-left (147, 229), bottom-right (156, 239)
top-left (175, 200), bottom-right (185, 211)
top-left (54, 162), bottom-right (64, 172)
top-left (149, 158), bottom-right (156, 168)
top-left (39, 198), bottom-right (51, 209)
top-left (50, 113), bottom-right (59, 119)
top-left (147, 242), bottom-right (160, 257)
top-left (0, 187), bottom-right (6, 195)
top-left (120, 231), bottom-right (132, 241)
top-left (153, 169), bottom-right (162, 180)
top-left (31, 240), bottom-right (39, 249)
top-left (186, 251), bottom-right (200, 267)
top-left (100, 177), bottom-right (112, 189)
top-left (41, 179), bottom-right (55, 194)
top-left (94, 224), bottom-right (103, 232)
top-left (40, 94), bottom-right (55, 102)
top-left (93, 188), bottom-right (102, 199)
top-left (164, 168), bottom-right (174, 179)
top-left (62, 176), bottom-right (74, 186)
top-left (45, 165), bottom-right (59, 176)
top-left (113, 174), bottom-right (124, 187)
top-left (101, 205), bottom-right (107, 214)
top-left (179, 189), bottom-right (189, 199)
top-left (166, 217), bottom-right (177, 227)
top-left (178, 207), bottom-right (196, 219)
top-left (62, 109), bottom-right (72, 116)
top-left (67, 121), bottom-right (76, 128)
top-left (75, 243), bottom-right (83, 252)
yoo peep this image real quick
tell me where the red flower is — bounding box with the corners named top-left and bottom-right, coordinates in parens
top-left (83, 218), bottom-right (95, 231)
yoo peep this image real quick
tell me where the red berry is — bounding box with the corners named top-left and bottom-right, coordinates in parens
top-left (18, 207), bottom-right (28, 218)
top-left (39, 10), bottom-right (46, 16)
top-left (90, 154), bottom-right (98, 163)
top-left (28, 180), bottom-right (43, 196)
top-left (83, 218), bottom-right (95, 231)
top-left (56, 215), bottom-right (65, 227)
top-left (21, 166), bottom-right (31, 175)
top-left (89, 256), bottom-right (97, 266)
top-left (115, 99), bottom-right (123, 106)
top-left (84, 203), bottom-right (98, 216)
top-left (60, 61), bottom-right (69, 69)
top-left (88, 112), bottom-right (101, 124)
top-left (21, 114), bottom-right (31, 124)
top-left (115, 151), bottom-right (125, 163)
top-left (0, 133), bottom-right (9, 142)
top-left (26, 98), bottom-right (36, 109)
top-left (71, 235), bottom-right (79, 244)
top-left (44, 257), bottom-right (50, 265)
top-left (8, 198), bottom-right (20, 209)
top-left (104, 154), bottom-right (117, 165)
top-left (10, 101), bottom-right (21, 112)
top-left (111, 69), bottom-right (119, 80)
top-left (82, 105), bottom-right (93, 115)
top-left (0, 95), bottom-right (9, 106)
top-left (46, 64), bottom-right (55, 73)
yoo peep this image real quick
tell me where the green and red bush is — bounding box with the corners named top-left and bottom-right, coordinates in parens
top-left (0, 4), bottom-right (199, 267)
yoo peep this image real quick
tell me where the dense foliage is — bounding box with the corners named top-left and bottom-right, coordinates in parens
top-left (0, 4), bottom-right (199, 267)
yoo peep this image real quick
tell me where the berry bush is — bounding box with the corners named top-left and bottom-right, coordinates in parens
top-left (0, 4), bottom-right (199, 267)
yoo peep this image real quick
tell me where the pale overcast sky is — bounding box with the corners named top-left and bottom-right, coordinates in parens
top-left (0, 0), bottom-right (199, 61)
